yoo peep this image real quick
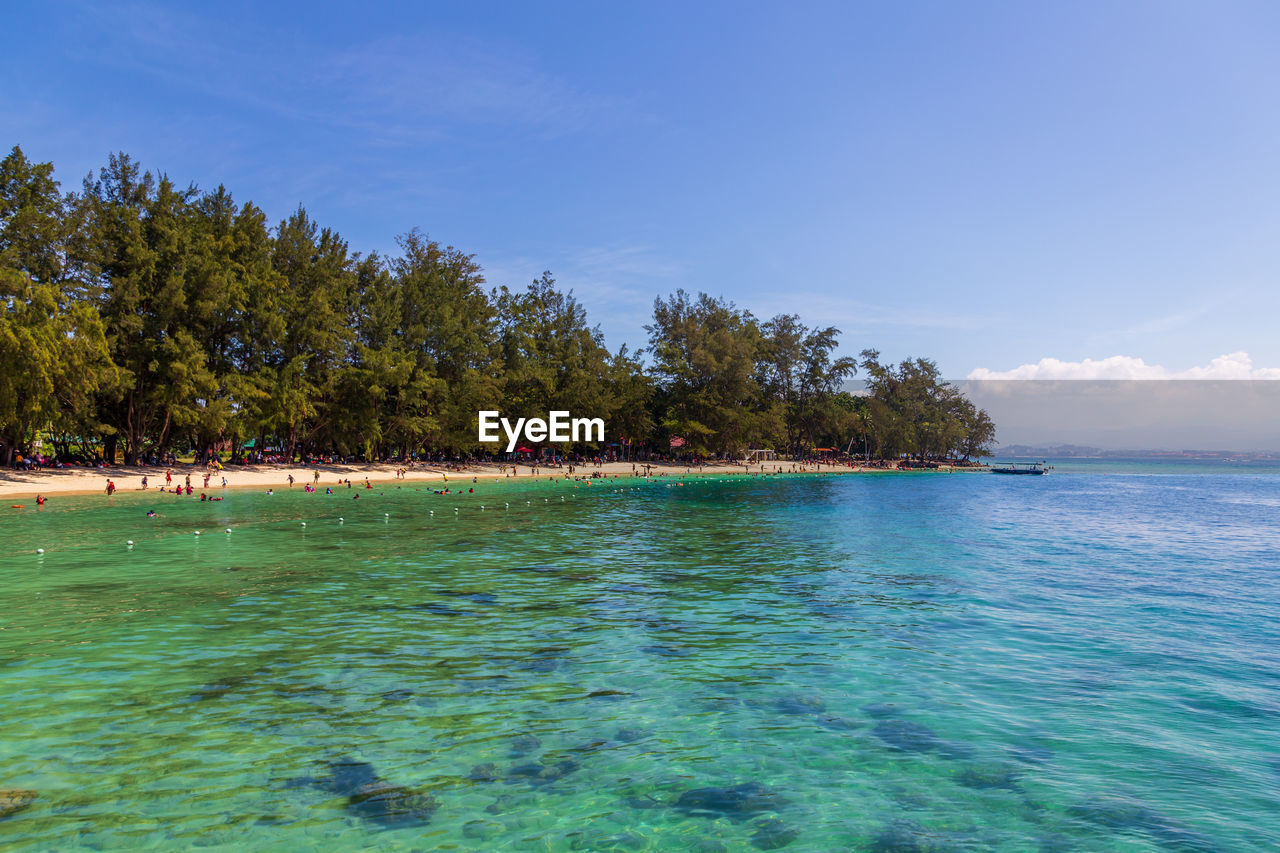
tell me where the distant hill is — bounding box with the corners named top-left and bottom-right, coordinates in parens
top-left (995, 445), bottom-right (1280, 460)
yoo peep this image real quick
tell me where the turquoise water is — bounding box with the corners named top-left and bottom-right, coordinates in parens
top-left (2, 469), bottom-right (1278, 850)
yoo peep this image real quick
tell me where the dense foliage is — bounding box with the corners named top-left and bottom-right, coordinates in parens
top-left (0, 146), bottom-right (996, 464)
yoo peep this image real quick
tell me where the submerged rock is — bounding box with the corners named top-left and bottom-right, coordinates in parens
top-left (462, 818), bottom-right (504, 840)
top-left (815, 714), bottom-right (864, 732)
top-left (507, 758), bottom-right (580, 786)
top-left (616, 727), bottom-right (652, 743)
top-left (0, 789), bottom-right (37, 819)
top-left (318, 758), bottom-right (438, 827)
top-left (751, 817), bottom-right (799, 849)
top-left (776, 694), bottom-right (826, 715)
top-left (346, 781), bottom-right (439, 827)
top-left (622, 794), bottom-right (667, 810)
top-left (484, 794), bottom-right (518, 814)
top-left (1070, 796), bottom-right (1223, 852)
top-left (675, 782), bottom-right (787, 821)
top-left (468, 763), bottom-right (499, 783)
top-left (955, 763), bottom-right (1021, 790)
top-left (509, 734), bottom-right (542, 756)
top-left (327, 760), bottom-right (378, 793)
top-left (872, 720), bottom-right (974, 759)
top-left (863, 702), bottom-right (904, 718)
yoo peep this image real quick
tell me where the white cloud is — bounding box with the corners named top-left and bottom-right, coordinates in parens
top-left (968, 352), bottom-right (1280, 380)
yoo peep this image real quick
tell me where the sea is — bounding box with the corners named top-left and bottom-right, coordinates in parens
top-left (1, 460), bottom-right (1278, 851)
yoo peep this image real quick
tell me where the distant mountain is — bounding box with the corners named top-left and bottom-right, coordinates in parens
top-left (995, 445), bottom-right (1280, 460)
top-left (997, 444), bottom-right (1101, 457)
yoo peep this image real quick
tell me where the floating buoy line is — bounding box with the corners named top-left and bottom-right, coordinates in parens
top-left (28, 479), bottom-right (664, 556)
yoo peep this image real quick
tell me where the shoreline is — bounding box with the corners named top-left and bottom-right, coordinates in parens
top-left (0, 460), bottom-right (978, 500)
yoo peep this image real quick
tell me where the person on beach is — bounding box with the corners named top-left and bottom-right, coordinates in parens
top-left (141, 476), bottom-right (148, 489)
top-left (288, 474), bottom-right (295, 487)
top-left (185, 474), bottom-right (191, 489)
top-left (313, 470), bottom-right (320, 485)
top-left (165, 470), bottom-right (172, 487)
top-left (105, 479), bottom-right (116, 495)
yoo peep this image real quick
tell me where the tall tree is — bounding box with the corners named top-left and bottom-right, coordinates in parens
top-left (647, 290), bottom-right (765, 456)
top-left (267, 206), bottom-right (356, 457)
top-left (760, 314), bottom-right (857, 455)
top-left (0, 147), bottom-right (113, 464)
top-left (495, 272), bottom-right (614, 450)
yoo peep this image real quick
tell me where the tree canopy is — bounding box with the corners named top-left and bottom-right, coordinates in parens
top-left (0, 146), bottom-right (995, 465)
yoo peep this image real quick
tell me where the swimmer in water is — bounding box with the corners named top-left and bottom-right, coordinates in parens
top-left (146, 509), bottom-right (157, 517)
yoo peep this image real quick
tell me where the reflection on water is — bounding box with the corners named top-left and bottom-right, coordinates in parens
top-left (1, 471), bottom-right (1278, 850)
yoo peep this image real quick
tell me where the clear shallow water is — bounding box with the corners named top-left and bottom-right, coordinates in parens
top-left (1, 471), bottom-right (1278, 851)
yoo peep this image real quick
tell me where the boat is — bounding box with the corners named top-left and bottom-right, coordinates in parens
top-left (990, 461), bottom-right (1049, 475)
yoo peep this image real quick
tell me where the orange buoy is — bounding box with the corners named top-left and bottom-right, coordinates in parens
top-left (11, 504), bottom-right (25, 508)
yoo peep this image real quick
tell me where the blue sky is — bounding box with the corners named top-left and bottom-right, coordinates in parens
top-left (6, 1), bottom-right (1280, 377)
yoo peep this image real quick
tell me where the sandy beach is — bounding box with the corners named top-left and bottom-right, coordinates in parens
top-left (0, 459), bottom-right (936, 499)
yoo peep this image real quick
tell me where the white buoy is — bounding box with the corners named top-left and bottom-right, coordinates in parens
top-left (194, 531), bottom-right (201, 536)
top-left (384, 512), bottom-right (389, 517)
top-left (338, 517), bottom-right (344, 523)
top-left (36, 548), bottom-right (44, 555)
top-left (225, 528), bottom-right (232, 534)
top-left (505, 503), bottom-right (509, 508)
top-left (127, 540), bottom-right (134, 546)
top-left (429, 510), bottom-right (434, 516)
top-left (300, 522), bottom-right (306, 528)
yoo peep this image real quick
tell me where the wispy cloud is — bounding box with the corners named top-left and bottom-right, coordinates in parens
top-left (751, 291), bottom-right (990, 331)
top-left (76, 3), bottom-right (642, 145)
top-left (481, 244), bottom-right (679, 349)
top-left (968, 352), bottom-right (1280, 380)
